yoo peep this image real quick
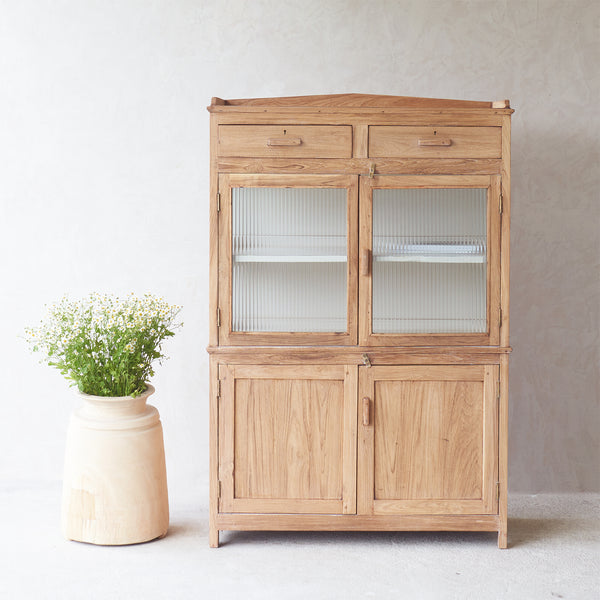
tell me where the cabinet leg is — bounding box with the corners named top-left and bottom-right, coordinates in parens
top-left (209, 526), bottom-right (220, 548)
top-left (498, 528), bottom-right (507, 549)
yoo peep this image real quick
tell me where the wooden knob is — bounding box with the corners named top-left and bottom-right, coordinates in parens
top-left (361, 249), bottom-right (371, 276)
top-left (362, 397), bottom-right (370, 426)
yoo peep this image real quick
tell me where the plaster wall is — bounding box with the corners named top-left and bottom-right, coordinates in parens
top-left (0, 0), bottom-right (598, 494)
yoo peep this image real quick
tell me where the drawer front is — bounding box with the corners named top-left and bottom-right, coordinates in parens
top-left (369, 126), bottom-right (502, 158)
top-left (218, 125), bottom-right (353, 158)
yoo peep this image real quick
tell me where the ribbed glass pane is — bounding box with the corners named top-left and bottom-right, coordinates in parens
top-left (232, 187), bottom-right (347, 332)
top-left (372, 188), bottom-right (487, 334)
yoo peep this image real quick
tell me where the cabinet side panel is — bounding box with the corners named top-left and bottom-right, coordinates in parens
top-left (209, 116), bottom-right (219, 346)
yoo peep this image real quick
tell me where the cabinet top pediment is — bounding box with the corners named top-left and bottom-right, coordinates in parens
top-left (208, 93), bottom-right (512, 112)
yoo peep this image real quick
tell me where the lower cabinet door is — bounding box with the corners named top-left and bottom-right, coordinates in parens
top-left (358, 365), bottom-right (498, 516)
top-left (218, 364), bottom-right (357, 514)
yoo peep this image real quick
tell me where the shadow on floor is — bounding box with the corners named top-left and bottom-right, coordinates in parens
top-left (508, 517), bottom-right (592, 547)
top-left (217, 529), bottom-right (498, 548)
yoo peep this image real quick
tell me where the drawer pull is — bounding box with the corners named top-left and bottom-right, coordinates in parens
top-left (418, 137), bottom-right (452, 147)
top-left (267, 136), bottom-right (303, 147)
top-left (362, 397), bottom-right (371, 426)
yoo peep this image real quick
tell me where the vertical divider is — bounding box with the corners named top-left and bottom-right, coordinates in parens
top-left (218, 364), bottom-right (235, 512)
top-left (357, 366), bottom-right (375, 515)
top-left (342, 365), bottom-right (358, 514)
top-left (359, 177), bottom-right (373, 345)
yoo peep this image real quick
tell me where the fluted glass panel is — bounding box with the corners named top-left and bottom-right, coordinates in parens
top-left (232, 187), bottom-right (347, 332)
top-left (372, 188), bottom-right (487, 334)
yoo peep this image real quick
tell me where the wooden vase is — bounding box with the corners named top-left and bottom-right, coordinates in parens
top-left (61, 384), bottom-right (169, 545)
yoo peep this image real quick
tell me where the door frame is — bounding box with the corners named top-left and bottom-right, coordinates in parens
top-left (218, 364), bottom-right (358, 515)
top-left (218, 173), bottom-right (359, 346)
top-left (357, 364), bottom-right (499, 516)
top-left (358, 175), bottom-right (501, 346)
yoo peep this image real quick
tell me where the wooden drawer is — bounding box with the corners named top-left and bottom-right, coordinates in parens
top-left (218, 125), bottom-right (353, 158)
top-left (369, 126), bottom-right (502, 158)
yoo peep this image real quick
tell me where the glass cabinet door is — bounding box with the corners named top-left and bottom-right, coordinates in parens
top-left (359, 175), bottom-right (501, 346)
top-left (218, 174), bottom-right (358, 345)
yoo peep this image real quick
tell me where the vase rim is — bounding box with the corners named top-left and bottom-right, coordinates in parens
top-left (76, 384), bottom-right (155, 401)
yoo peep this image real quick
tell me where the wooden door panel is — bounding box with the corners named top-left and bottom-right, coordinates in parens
top-left (359, 365), bottom-right (498, 516)
top-left (375, 380), bottom-right (483, 501)
top-left (234, 378), bottom-right (344, 500)
top-left (219, 365), bottom-right (357, 515)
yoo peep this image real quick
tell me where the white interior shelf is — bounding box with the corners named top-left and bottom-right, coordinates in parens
top-left (234, 255), bottom-right (347, 263)
top-left (374, 254), bottom-right (485, 264)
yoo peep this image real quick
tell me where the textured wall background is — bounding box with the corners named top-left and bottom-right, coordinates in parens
top-left (1, 0), bottom-right (598, 496)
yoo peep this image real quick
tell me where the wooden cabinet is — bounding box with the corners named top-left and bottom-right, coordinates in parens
top-left (207, 94), bottom-right (513, 548)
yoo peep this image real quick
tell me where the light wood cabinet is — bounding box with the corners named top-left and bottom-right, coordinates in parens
top-left (207, 94), bottom-right (513, 548)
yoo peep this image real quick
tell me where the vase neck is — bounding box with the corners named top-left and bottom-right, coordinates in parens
top-left (77, 386), bottom-right (155, 419)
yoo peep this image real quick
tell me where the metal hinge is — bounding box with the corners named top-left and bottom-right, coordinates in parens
top-left (216, 308), bottom-right (221, 327)
top-left (216, 379), bottom-right (221, 399)
top-left (218, 481), bottom-right (222, 499)
top-left (499, 307), bottom-right (503, 329)
top-left (499, 193), bottom-right (503, 215)
top-left (496, 380), bottom-right (501, 402)
top-left (496, 481), bottom-right (500, 501)
top-left (217, 192), bottom-right (221, 212)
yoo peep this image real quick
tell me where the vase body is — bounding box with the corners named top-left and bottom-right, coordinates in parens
top-left (61, 384), bottom-right (169, 545)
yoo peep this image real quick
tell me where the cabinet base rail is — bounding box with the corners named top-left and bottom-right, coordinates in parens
top-left (211, 514), bottom-right (507, 548)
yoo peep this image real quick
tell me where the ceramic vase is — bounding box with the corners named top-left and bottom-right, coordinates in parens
top-left (61, 384), bottom-right (169, 545)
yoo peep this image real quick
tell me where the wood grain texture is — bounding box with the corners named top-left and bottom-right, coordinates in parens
top-left (218, 365), bottom-right (357, 515)
top-left (209, 114), bottom-right (219, 347)
top-left (211, 93), bottom-right (497, 109)
top-left (365, 174), bottom-right (492, 188)
top-left (500, 115), bottom-right (511, 348)
top-left (209, 356), bottom-right (220, 547)
top-left (234, 377), bottom-right (344, 500)
top-left (207, 346), bottom-right (511, 365)
top-left (342, 366), bottom-right (358, 514)
top-left (218, 364), bottom-right (235, 513)
top-left (216, 174), bottom-right (232, 347)
top-left (357, 368), bottom-right (375, 515)
top-left (216, 157), bottom-right (503, 175)
top-left (498, 355), bottom-right (509, 548)
top-left (369, 126), bottom-right (502, 158)
top-left (218, 125), bottom-right (352, 158)
top-left (353, 123), bottom-right (369, 158)
top-left (358, 176), bottom-right (373, 346)
top-left (487, 175), bottom-right (502, 346)
top-left (211, 110), bottom-right (509, 126)
top-left (216, 513), bottom-right (500, 532)
top-left (359, 365), bottom-right (497, 516)
top-left (375, 380), bottom-right (483, 502)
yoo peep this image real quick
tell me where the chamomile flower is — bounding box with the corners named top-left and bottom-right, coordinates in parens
top-left (25, 293), bottom-right (182, 397)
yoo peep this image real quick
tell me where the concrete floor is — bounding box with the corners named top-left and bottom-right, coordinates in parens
top-left (2, 483), bottom-right (598, 600)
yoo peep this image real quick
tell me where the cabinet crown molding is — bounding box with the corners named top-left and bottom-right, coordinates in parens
top-left (208, 93), bottom-right (512, 112)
